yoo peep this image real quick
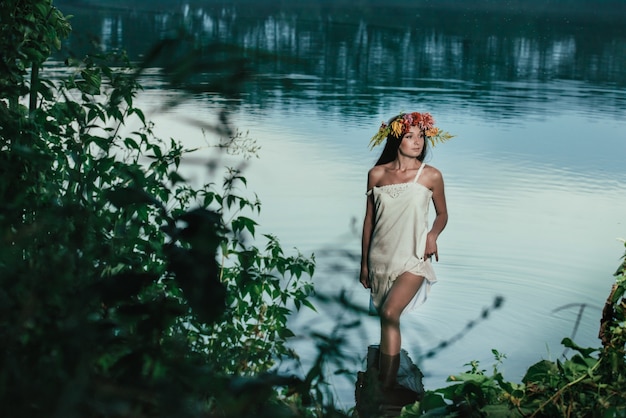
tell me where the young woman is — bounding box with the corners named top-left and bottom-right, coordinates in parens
top-left (360, 112), bottom-right (451, 389)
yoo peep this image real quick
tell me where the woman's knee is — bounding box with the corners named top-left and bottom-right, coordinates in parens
top-left (379, 305), bottom-right (401, 326)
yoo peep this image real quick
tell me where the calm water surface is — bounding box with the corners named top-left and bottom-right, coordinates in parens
top-left (55, 0), bottom-right (626, 407)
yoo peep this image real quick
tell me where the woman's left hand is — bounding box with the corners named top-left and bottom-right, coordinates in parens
top-left (424, 232), bottom-right (438, 261)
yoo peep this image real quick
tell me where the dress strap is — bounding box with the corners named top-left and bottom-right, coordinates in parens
top-left (413, 163), bottom-right (427, 183)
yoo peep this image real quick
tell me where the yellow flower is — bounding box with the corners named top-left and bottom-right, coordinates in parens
top-left (425, 127), bottom-right (439, 137)
top-left (390, 119), bottom-right (404, 137)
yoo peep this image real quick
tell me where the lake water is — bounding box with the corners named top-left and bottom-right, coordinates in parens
top-left (54, 0), bottom-right (626, 409)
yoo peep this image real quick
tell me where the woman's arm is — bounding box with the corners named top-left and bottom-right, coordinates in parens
top-left (360, 168), bottom-right (378, 288)
top-left (425, 168), bottom-right (448, 261)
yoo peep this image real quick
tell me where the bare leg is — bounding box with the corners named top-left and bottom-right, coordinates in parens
top-left (378, 272), bottom-right (424, 387)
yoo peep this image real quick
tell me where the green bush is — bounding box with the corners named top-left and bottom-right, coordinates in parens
top-left (0, 2), bottom-right (325, 417)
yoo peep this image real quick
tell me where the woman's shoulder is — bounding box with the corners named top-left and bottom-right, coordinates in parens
top-left (422, 164), bottom-right (444, 188)
top-left (367, 164), bottom-right (390, 189)
top-left (423, 163), bottom-right (443, 178)
top-left (368, 164), bottom-right (389, 178)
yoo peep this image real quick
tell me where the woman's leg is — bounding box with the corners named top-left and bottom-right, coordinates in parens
top-left (378, 272), bottom-right (424, 387)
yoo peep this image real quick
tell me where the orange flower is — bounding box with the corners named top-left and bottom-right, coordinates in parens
top-left (425, 127), bottom-right (439, 137)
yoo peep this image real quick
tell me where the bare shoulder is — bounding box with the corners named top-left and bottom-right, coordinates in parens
top-left (423, 164), bottom-right (443, 179)
top-left (368, 164), bottom-right (386, 181)
top-left (422, 164), bottom-right (444, 189)
top-left (368, 164), bottom-right (391, 190)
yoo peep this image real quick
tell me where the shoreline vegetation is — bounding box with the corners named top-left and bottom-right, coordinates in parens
top-left (2, 1), bottom-right (625, 417)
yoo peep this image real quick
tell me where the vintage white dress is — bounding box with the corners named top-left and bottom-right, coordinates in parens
top-left (366, 163), bottom-right (437, 313)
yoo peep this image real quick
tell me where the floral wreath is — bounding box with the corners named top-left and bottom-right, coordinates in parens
top-left (369, 112), bottom-right (455, 149)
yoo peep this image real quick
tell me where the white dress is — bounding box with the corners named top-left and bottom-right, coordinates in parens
top-left (366, 163), bottom-right (437, 312)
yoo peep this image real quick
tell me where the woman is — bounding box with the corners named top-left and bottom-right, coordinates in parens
top-left (360, 112), bottom-right (451, 389)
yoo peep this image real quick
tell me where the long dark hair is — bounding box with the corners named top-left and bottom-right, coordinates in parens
top-left (375, 130), bottom-right (429, 166)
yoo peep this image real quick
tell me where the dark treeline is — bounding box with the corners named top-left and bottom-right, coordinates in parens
top-left (56, 0), bottom-right (626, 84)
top-left (53, 0), bottom-right (626, 120)
top-left (59, 0), bottom-right (626, 16)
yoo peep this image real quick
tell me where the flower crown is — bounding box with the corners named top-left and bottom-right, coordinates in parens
top-left (369, 112), bottom-right (455, 149)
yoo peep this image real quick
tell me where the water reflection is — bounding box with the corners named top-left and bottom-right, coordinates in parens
top-left (57, 1), bottom-right (626, 117)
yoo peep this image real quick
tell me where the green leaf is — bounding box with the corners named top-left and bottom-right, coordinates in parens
top-left (447, 372), bottom-right (490, 384)
top-left (522, 360), bottom-right (559, 385)
top-left (561, 338), bottom-right (599, 358)
top-left (33, 2), bottom-right (50, 18)
top-left (279, 328), bottom-right (295, 338)
top-left (302, 299), bottom-right (317, 312)
top-left (75, 80), bottom-right (98, 95)
top-left (132, 107), bottom-right (146, 124)
top-left (168, 171), bottom-right (186, 184)
top-left (124, 137), bottom-right (140, 150)
top-left (419, 391), bottom-right (448, 411)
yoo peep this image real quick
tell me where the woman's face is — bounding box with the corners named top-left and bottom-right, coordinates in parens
top-left (398, 126), bottom-right (424, 158)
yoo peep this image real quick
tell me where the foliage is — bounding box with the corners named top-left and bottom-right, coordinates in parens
top-left (401, 240), bottom-right (626, 418)
top-left (0, 1), bottom-right (333, 417)
top-left (173, 170), bottom-right (317, 376)
top-left (0, 0), bottom-right (71, 109)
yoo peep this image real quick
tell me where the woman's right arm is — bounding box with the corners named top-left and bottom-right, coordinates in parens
top-left (360, 169), bottom-right (377, 289)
